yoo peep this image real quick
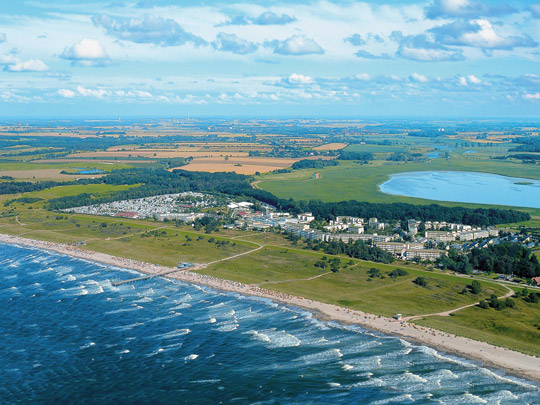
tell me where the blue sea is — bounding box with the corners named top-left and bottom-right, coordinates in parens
top-left (1, 243), bottom-right (539, 404)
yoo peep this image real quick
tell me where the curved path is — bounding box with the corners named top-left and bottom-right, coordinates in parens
top-left (403, 283), bottom-right (515, 322)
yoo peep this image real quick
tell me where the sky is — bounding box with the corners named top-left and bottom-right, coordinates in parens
top-left (1, 0), bottom-right (540, 118)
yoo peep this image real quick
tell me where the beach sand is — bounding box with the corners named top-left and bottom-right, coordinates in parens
top-left (2, 232), bottom-right (540, 382)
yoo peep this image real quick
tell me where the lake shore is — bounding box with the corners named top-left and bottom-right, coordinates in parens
top-left (1, 232), bottom-right (540, 383)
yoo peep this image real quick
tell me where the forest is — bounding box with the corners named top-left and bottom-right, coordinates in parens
top-left (438, 242), bottom-right (540, 278)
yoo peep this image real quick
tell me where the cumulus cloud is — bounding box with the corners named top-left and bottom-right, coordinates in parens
top-left (0, 55), bottom-right (49, 72)
top-left (264, 35), bottom-right (324, 56)
top-left (57, 89), bottom-right (76, 98)
top-left (524, 93), bottom-right (540, 99)
top-left (391, 31), bottom-right (464, 62)
top-left (354, 50), bottom-right (391, 59)
top-left (410, 72), bottom-right (428, 83)
top-left (429, 20), bottom-right (537, 50)
top-left (0, 33), bottom-right (6, 43)
top-left (92, 14), bottom-right (206, 46)
top-left (468, 74), bottom-right (482, 84)
top-left (286, 73), bottom-right (313, 84)
top-left (344, 34), bottom-right (366, 46)
top-left (219, 11), bottom-right (296, 26)
top-left (77, 85), bottom-right (110, 98)
top-left (458, 75), bottom-right (481, 86)
top-left (425, 0), bottom-right (515, 19)
top-left (211, 32), bottom-right (258, 54)
top-left (60, 38), bottom-right (108, 66)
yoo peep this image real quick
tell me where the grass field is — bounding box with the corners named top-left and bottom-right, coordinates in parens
top-left (415, 300), bottom-right (540, 357)
top-left (257, 157), bottom-right (540, 212)
top-left (198, 250), bottom-right (507, 317)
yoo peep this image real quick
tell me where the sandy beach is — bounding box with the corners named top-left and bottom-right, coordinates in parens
top-left (1, 232), bottom-right (540, 382)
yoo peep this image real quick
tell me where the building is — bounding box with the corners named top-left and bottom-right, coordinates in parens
top-left (298, 213), bottom-right (315, 223)
top-left (404, 249), bottom-right (446, 261)
top-left (425, 231), bottom-right (456, 242)
top-left (487, 226), bottom-right (499, 237)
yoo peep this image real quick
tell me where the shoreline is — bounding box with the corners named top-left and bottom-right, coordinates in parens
top-left (1, 233), bottom-right (540, 383)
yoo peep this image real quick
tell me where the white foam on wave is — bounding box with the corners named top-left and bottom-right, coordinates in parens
top-left (216, 321), bottom-right (239, 332)
top-left (105, 306), bottom-right (142, 315)
top-left (296, 348), bottom-right (344, 366)
top-left (327, 382), bottom-right (341, 387)
top-left (189, 379), bottom-right (221, 384)
top-left (474, 367), bottom-right (539, 390)
top-left (4, 274), bottom-right (17, 279)
top-left (116, 349), bottom-right (130, 354)
top-left (84, 280), bottom-right (104, 294)
top-left (342, 364), bottom-right (354, 371)
top-left (109, 322), bottom-right (144, 331)
top-left (246, 328), bottom-right (301, 348)
top-left (371, 394), bottom-right (414, 404)
top-left (185, 354), bottom-right (198, 360)
top-left (147, 312), bottom-right (182, 323)
top-left (79, 342), bottom-right (96, 349)
top-left (134, 297), bottom-right (154, 303)
top-left (209, 318), bottom-right (217, 324)
top-left (170, 302), bottom-right (191, 310)
top-left (155, 328), bottom-right (191, 340)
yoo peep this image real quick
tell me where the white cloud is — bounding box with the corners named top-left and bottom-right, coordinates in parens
top-left (6, 59), bottom-right (48, 72)
top-left (211, 32), bottom-right (258, 54)
top-left (524, 93), bottom-right (540, 100)
top-left (61, 39), bottom-right (108, 66)
top-left (57, 89), bottom-right (76, 98)
top-left (459, 76), bottom-right (468, 86)
top-left (264, 35), bottom-right (324, 56)
top-left (430, 20), bottom-right (537, 50)
top-left (77, 85), bottom-right (110, 98)
top-left (287, 73), bottom-right (313, 84)
top-left (410, 72), bottom-right (428, 83)
top-left (398, 47), bottom-right (463, 62)
top-left (467, 75), bottom-right (481, 84)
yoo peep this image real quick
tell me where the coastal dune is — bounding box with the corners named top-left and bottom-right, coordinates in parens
top-left (1, 232), bottom-right (540, 382)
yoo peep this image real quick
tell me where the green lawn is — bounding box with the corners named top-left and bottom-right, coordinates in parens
top-left (415, 300), bottom-right (540, 357)
top-left (198, 247), bottom-right (508, 317)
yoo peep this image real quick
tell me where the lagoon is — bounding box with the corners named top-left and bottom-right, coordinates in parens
top-left (379, 171), bottom-right (540, 208)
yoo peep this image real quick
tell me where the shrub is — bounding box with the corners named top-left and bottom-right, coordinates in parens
top-left (413, 276), bottom-right (427, 287)
top-left (478, 300), bottom-right (489, 309)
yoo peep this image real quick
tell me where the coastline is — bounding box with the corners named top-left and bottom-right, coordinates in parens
top-left (1, 233), bottom-right (540, 383)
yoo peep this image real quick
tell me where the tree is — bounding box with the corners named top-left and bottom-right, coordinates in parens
top-left (478, 300), bottom-right (489, 309)
top-left (470, 280), bottom-right (482, 295)
top-left (368, 268), bottom-right (381, 278)
top-left (413, 276), bottom-right (427, 287)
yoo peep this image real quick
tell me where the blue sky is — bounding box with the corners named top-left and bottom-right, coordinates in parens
top-left (0, 0), bottom-right (540, 117)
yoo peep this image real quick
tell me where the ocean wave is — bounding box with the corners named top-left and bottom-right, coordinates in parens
top-left (246, 328), bottom-right (301, 348)
top-left (105, 306), bottom-right (142, 315)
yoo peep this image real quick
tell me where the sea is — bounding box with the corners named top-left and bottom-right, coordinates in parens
top-left (1, 243), bottom-right (539, 404)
